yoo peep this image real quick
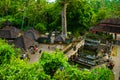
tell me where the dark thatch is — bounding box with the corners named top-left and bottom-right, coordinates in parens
top-left (3, 26), bottom-right (21, 34)
top-left (91, 19), bottom-right (120, 34)
top-left (0, 26), bottom-right (21, 39)
top-left (100, 18), bottom-right (120, 25)
top-left (14, 35), bottom-right (35, 50)
top-left (24, 29), bottom-right (40, 41)
top-left (0, 30), bottom-right (11, 39)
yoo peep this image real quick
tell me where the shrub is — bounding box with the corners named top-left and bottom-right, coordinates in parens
top-left (35, 23), bottom-right (46, 33)
top-left (0, 39), bottom-right (16, 64)
top-left (39, 50), bottom-right (68, 77)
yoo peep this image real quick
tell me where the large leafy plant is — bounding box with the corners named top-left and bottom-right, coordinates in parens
top-left (0, 39), bottom-right (16, 64)
top-left (39, 50), bottom-right (68, 77)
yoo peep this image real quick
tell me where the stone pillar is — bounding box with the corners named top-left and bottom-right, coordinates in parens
top-left (50, 34), bottom-right (55, 44)
top-left (115, 33), bottom-right (117, 40)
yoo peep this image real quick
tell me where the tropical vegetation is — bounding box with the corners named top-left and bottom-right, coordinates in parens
top-left (0, 39), bottom-right (114, 80)
top-left (0, 0), bottom-right (120, 35)
top-left (0, 0), bottom-right (119, 79)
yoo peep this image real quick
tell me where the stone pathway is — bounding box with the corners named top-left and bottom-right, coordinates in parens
top-left (112, 46), bottom-right (120, 80)
top-left (29, 52), bottom-right (40, 63)
top-left (112, 34), bottom-right (120, 80)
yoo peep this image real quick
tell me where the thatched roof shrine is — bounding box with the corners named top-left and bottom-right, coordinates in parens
top-left (0, 26), bottom-right (21, 39)
top-left (91, 18), bottom-right (120, 34)
top-left (14, 35), bottom-right (35, 50)
top-left (24, 29), bottom-right (40, 41)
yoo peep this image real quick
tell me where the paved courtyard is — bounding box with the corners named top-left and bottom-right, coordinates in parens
top-left (29, 44), bottom-right (66, 63)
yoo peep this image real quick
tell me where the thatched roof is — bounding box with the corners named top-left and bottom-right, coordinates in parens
top-left (0, 30), bottom-right (11, 39)
top-left (3, 26), bottom-right (21, 33)
top-left (24, 29), bottom-right (40, 41)
top-left (91, 19), bottom-right (120, 34)
top-left (100, 18), bottom-right (120, 25)
top-left (14, 35), bottom-right (35, 50)
top-left (0, 26), bottom-right (21, 39)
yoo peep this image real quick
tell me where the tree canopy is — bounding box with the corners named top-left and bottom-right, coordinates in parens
top-left (0, 0), bottom-right (120, 34)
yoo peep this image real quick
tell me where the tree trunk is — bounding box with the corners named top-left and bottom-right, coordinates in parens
top-left (62, 3), bottom-right (67, 38)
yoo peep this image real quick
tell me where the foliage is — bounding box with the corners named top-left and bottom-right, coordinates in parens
top-left (39, 50), bottom-right (68, 77)
top-left (85, 32), bottom-right (100, 40)
top-left (45, 2), bottom-right (61, 31)
top-left (90, 67), bottom-right (114, 80)
top-left (89, 0), bottom-right (120, 22)
top-left (0, 0), bottom-right (118, 79)
top-left (0, 39), bottom-right (114, 80)
top-left (35, 23), bottom-right (46, 33)
top-left (0, 39), bottom-right (16, 64)
top-left (67, 0), bottom-right (95, 35)
top-left (96, 8), bottom-right (108, 23)
top-left (0, 16), bottom-right (22, 29)
top-left (86, 32), bottom-right (114, 43)
top-left (0, 59), bottom-right (50, 80)
top-left (0, 0), bottom-right (120, 33)
top-left (54, 65), bottom-right (91, 80)
top-left (54, 65), bottom-right (114, 80)
top-left (0, 18), bottom-right (6, 28)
